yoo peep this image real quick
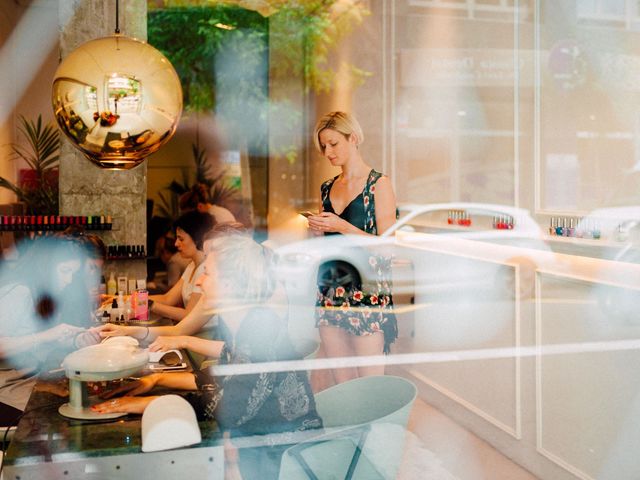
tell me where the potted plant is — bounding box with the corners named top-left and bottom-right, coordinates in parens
top-left (155, 143), bottom-right (241, 221)
top-left (0, 115), bottom-right (60, 215)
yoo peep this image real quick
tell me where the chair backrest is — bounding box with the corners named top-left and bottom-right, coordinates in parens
top-left (279, 375), bottom-right (417, 480)
top-left (315, 375), bottom-right (417, 429)
top-left (294, 339), bottom-right (320, 360)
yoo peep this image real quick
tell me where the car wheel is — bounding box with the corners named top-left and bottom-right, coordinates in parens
top-left (317, 261), bottom-right (362, 295)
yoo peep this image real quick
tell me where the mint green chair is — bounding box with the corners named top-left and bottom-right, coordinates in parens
top-left (279, 375), bottom-right (417, 480)
top-left (295, 339), bottom-right (320, 360)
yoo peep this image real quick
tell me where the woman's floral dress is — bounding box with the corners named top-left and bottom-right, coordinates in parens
top-left (315, 169), bottom-right (398, 353)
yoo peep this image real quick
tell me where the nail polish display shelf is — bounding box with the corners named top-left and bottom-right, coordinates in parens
top-left (106, 245), bottom-right (146, 260)
top-left (0, 215), bottom-right (112, 231)
top-left (543, 234), bottom-right (623, 247)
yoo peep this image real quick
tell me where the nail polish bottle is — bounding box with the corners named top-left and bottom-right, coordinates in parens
top-left (592, 221), bottom-right (601, 240)
top-left (575, 218), bottom-right (583, 238)
top-left (567, 218), bottom-right (575, 237)
top-left (110, 298), bottom-right (119, 323)
top-left (555, 217), bottom-right (564, 236)
top-left (447, 211), bottom-right (453, 225)
top-left (549, 217), bottom-right (555, 235)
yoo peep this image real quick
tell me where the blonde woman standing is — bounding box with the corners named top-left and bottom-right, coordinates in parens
top-left (307, 111), bottom-right (398, 385)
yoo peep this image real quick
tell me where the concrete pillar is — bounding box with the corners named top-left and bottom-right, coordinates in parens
top-left (58, 0), bottom-right (147, 282)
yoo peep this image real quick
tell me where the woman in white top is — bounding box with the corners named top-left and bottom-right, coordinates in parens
top-left (149, 210), bottom-right (213, 322)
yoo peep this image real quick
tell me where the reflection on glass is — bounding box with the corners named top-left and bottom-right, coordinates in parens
top-left (106, 74), bottom-right (141, 115)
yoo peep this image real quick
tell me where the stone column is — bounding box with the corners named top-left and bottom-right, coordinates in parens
top-left (58, 0), bottom-right (147, 283)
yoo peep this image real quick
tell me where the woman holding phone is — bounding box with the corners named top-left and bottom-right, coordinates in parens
top-left (306, 111), bottom-right (398, 386)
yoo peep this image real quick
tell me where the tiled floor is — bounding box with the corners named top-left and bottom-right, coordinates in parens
top-left (404, 398), bottom-right (538, 480)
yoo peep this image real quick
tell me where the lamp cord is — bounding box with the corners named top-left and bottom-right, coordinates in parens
top-left (115, 0), bottom-right (120, 34)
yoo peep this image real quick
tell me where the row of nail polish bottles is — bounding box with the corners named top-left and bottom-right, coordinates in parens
top-left (493, 216), bottom-right (514, 230)
top-left (549, 217), bottom-right (600, 239)
top-left (447, 210), bottom-right (472, 227)
top-left (0, 214), bottom-right (112, 231)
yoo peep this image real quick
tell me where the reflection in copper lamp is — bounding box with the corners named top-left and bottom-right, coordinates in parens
top-left (52, 34), bottom-right (182, 170)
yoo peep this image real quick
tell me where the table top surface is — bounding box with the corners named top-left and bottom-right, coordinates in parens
top-left (5, 368), bottom-right (222, 466)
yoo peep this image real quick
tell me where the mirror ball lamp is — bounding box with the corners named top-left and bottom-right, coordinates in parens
top-left (52, 35), bottom-right (182, 170)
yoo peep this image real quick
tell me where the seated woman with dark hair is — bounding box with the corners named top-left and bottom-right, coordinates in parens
top-left (148, 210), bottom-right (214, 322)
top-left (93, 233), bottom-right (322, 479)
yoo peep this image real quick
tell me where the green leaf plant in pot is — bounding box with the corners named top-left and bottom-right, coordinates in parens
top-left (155, 142), bottom-right (241, 222)
top-left (0, 115), bottom-right (60, 215)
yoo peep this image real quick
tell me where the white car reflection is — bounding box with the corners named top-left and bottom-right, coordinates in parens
top-left (574, 206), bottom-right (640, 322)
top-left (572, 206), bottom-right (640, 262)
top-left (276, 202), bottom-right (550, 304)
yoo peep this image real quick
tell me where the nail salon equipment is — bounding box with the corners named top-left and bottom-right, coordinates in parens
top-left (58, 338), bottom-right (148, 420)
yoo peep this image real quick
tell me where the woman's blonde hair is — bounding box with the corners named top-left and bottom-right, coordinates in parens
top-left (313, 111), bottom-right (364, 153)
top-left (204, 233), bottom-right (276, 304)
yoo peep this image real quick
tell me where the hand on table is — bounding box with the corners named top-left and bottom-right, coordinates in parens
top-left (148, 336), bottom-right (186, 352)
top-left (100, 374), bottom-right (159, 399)
top-left (74, 327), bottom-right (102, 349)
top-left (43, 323), bottom-right (85, 343)
top-left (97, 323), bottom-right (131, 339)
top-left (91, 396), bottom-right (157, 415)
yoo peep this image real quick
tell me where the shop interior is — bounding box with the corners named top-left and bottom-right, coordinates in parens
top-left (0, 1), bottom-right (639, 479)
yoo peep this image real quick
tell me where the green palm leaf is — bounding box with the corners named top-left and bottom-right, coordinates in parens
top-left (0, 114), bottom-right (60, 214)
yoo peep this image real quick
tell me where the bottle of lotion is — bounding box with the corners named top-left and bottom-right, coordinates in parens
top-left (107, 272), bottom-right (117, 296)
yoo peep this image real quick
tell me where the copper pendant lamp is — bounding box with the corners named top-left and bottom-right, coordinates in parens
top-left (52, 0), bottom-right (182, 170)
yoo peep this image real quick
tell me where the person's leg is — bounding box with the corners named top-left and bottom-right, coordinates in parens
top-left (319, 326), bottom-right (358, 384)
top-left (351, 332), bottom-right (385, 377)
top-left (309, 342), bottom-right (335, 393)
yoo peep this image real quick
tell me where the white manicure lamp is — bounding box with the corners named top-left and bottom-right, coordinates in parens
top-left (59, 340), bottom-right (148, 420)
